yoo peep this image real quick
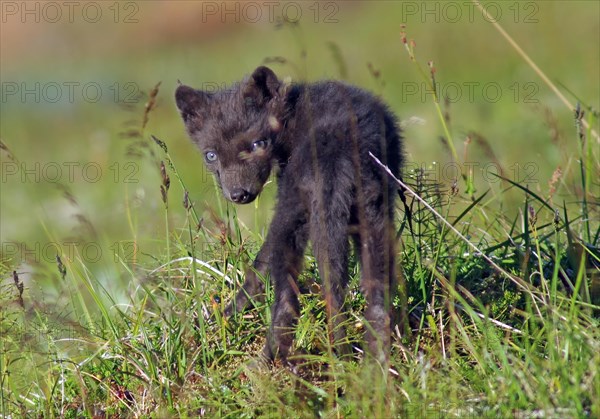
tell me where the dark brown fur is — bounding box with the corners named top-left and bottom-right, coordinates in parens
top-left (176, 66), bottom-right (403, 365)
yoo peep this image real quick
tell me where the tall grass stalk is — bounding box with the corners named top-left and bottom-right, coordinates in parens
top-left (472, 0), bottom-right (599, 143)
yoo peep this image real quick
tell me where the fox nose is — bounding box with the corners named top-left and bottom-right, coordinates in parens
top-left (230, 188), bottom-right (250, 204)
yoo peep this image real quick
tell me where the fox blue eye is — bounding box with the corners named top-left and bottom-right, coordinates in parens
top-left (205, 151), bottom-right (217, 162)
top-left (252, 139), bottom-right (268, 151)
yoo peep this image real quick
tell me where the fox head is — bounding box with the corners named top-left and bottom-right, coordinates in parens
top-left (175, 66), bottom-right (286, 204)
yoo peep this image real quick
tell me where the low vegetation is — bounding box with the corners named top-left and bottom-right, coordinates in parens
top-left (1, 18), bottom-right (598, 419)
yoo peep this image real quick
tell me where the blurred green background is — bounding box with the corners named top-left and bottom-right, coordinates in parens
top-left (1, 1), bottom-right (598, 298)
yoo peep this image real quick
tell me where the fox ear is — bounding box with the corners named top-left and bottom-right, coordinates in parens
top-left (243, 66), bottom-right (280, 106)
top-left (175, 85), bottom-right (210, 123)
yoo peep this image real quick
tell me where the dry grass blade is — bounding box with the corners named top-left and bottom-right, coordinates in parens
top-left (0, 139), bottom-right (19, 163)
top-left (369, 151), bottom-right (542, 304)
top-left (326, 41), bottom-right (347, 80)
top-left (142, 82), bottom-right (162, 132)
top-left (472, 0), bottom-right (599, 143)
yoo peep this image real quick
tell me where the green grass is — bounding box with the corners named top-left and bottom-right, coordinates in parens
top-left (1, 2), bottom-right (599, 417)
top-left (2, 117), bottom-right (599, 416)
